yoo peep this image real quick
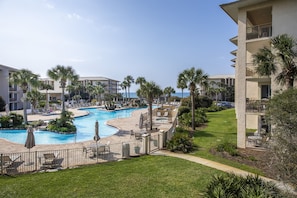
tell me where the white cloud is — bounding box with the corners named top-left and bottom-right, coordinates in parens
top-left (67, 13), bottom-right (81, 20)
top-left (46, 3), bottom-right (55, 9)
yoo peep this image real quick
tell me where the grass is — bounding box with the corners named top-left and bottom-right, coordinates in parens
top-left (0, 156), bottom-right (224, 198)
top-left (192, 108), bottom-right (263, 175)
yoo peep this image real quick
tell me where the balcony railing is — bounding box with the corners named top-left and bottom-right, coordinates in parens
top-left (246, 99), bottom-right (269, 113)
top-left (246, 23), bottom-right (272, 40)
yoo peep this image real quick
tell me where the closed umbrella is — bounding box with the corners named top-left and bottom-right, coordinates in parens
top-left (94, 121), bottom-right (100, 162)
top-left (25, 126), bottom-right (35, 165)
top-left (94, 120), bottom-right (100, 142)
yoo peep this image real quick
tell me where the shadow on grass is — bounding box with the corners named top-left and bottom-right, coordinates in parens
top-left (193, 130), bottom-right (215, 138)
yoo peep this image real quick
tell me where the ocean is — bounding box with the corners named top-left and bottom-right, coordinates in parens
top-left (122, 92), bottom-right (190, 98)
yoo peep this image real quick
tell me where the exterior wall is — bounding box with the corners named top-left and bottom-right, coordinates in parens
top-left (0, 65), bottom-right (23, 111)
top-left (222, 0), bottom-right (297, 148)
top-left (246, 114), bottom-right (258, 129)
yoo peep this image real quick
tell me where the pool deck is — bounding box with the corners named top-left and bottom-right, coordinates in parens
top-left (0, 107), bottom-right (172, 153)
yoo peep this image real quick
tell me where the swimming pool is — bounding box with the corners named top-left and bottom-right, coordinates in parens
top-left (0, 108), bottom-right (140, 145)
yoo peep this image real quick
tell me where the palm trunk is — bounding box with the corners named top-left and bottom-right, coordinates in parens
top-left (62, 87), bottom-right (65, 113)
top-left (149, 101), bottom-right (153, 131)
top-left (23, 92), bottom-right (28, 124)
top-left (191, 91), bottom-right (195, 132)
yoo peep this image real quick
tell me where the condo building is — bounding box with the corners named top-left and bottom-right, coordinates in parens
top-left (221, 0), bottom-right (297, 148)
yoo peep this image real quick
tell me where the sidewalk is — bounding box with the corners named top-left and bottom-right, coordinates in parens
top-left (154, 150), bottom-right (295, 194)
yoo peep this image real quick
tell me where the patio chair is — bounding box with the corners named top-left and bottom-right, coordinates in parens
top-left (105, 141), bottom-right (110, 152)
top-left (163, 111), bottom-right (169, 117)
top-left (42, 152), bottom-right (62, 169)
top-left (1, 155), bottom-right (22, 174)
top-left (157, 111), bottom-right (162, 117)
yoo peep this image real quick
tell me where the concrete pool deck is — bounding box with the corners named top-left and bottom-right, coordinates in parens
top-left (0, 107), bottom-right (172, 153)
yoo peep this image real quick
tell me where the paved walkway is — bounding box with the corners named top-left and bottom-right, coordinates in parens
top-left (154, 150), bottom-right (295, 194)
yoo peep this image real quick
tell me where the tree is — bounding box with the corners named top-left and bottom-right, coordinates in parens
top-left (135, 77), bottom-right (146, 87)
top-left (124, 75), bottom-right (134, 100)
top-left (177, 75), bottom-right (187, 98)
top-left (39, 81), bottom-right (54, 112)
top-left (85, 82), bottom-right (95, 102)
top-left (47, 65), bottom-right (79, 113)
top-left (137, 81), bottom-right (162, 131)
top-left (9, 69), bottom-right (40, 124)
top-left (253, 34), bottom-right (297, 89)
top-left (92, 84), bottom-right (105, 105)
top-left (177, 67), bottom-right (208, 131)
top-left (266, 88), bottom-right (297, 189)
top-left (120, 81), bottom-right (128, 103)
top-left (163, 86), bottom-right (176, 103)
top-left (26, 89), bottom-right (44, 114)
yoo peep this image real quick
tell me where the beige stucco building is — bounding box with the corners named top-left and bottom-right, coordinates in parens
top-left (39, 76), bottom-right (119, 102)
top-left (221, 0), bottom-right (297, 148)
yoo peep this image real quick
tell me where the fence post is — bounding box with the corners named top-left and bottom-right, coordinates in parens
top-left (142, 134), bottom-right (149, 154)
top-left (158, 130), bottom-right (165, 149)
top-left (1, 154), bottom-right (3, 175)
top-left (35, 151), bottom-right (38, 171)
top-left (67, 149), bottom-right (69, 168)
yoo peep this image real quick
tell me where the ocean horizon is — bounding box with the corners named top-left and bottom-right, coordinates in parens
top-left (121, 92), bottom-right (190, 98)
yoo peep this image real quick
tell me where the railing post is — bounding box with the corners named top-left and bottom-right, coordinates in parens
top-left (35, 151), bottom-right (38, 171)
top-left (1, 154), bottom-right (3, 175)
top-left (67, 149), bottom-right (69, 168)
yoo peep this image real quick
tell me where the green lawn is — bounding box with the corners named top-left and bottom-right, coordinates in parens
top-left (192, 108), bottom-right (263, 175)
top-left (0, 156), bottom-right (224, 198)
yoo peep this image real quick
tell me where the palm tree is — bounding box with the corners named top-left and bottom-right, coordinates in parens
top-left (163, 86), bottom-right (176, 103)
top-left (178, 67), bottom-right (208, 131)
top-left (92, 84), bottom-right (105, 105)
top-left (26, 89), bottom-right (44, 114)
top-left (9, 69), bottom-right (40, 124)
top-left (85, 83), bottom-right (95, 103)
top-left (253, 34), bottom-right (297, 89)
top-left (137, 81), bottom-right (162, 131)
top-left (124, 75), bottom-right (134, 100)
top-left (39, 81), bottom-right (53, 112)
top-left (47, 65), bottom-right (79, 113)
top-left (120, 81), bottom-right (128, 104)
top-left (135, 77), bottom-right (146, 87)
top-left (177, 75), bottom-right (187, 98)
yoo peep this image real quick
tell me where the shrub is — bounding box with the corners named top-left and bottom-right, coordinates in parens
top-left (204, 173), bottom-right (286, 198)
top-left (178, 108), bottom-right (207, 128)
top-left (0, 113), bottom-right (24, 128)
top-left (0, 115), bottom-right (11, 128)
top-left (178, 106), bottom-right (190, 116)
top-left (216, 141), bottom-right (239, 156)
top-left (47, 111), bottom-right (76, 133)
top-left (0, 96), bottom-right (5, 111)
top-left (166, 132), bottom-right (197, 153)
top-left (181, 95), bottom-right (213, 109)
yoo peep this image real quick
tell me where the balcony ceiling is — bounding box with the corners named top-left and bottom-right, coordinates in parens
top-left (246, 38), bottom-right (270, 54)
top-left (220, 0), bottom-right (270, 23)
top-left (247, 7), bottom-right (272, 25)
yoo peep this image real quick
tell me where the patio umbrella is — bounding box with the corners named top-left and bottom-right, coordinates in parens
top-left (5, 104), bottom-right (9, 115)
top-left (139, 113), bottom-right (144, 129)
top-left (94, 120), bottom-right (100, 142)
top-left (24, 126), bottom-right (35, 165)
top-left (93, 120), bottom-right (100, 162)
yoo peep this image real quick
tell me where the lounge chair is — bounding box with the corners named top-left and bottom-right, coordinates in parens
top-left (42, 152), bottom-right (62, 169)
top-left (157, 111), bottom-right (162, 117)
top-left (1, 155), bottom-right (22, 174)
top-left (163, 111), bottom-right (169, 117)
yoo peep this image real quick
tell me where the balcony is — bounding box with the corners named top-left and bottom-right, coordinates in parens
top-left (246, 99), bottom-right (269, 113)
top-left (246, 24), bottom-right (272, 40)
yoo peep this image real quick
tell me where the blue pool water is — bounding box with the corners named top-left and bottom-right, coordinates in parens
top-left (0, 108), bottom-right (140, 145)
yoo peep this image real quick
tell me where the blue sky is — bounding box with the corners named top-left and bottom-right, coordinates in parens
top-left (0, 0), bottom-right (236, 92)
